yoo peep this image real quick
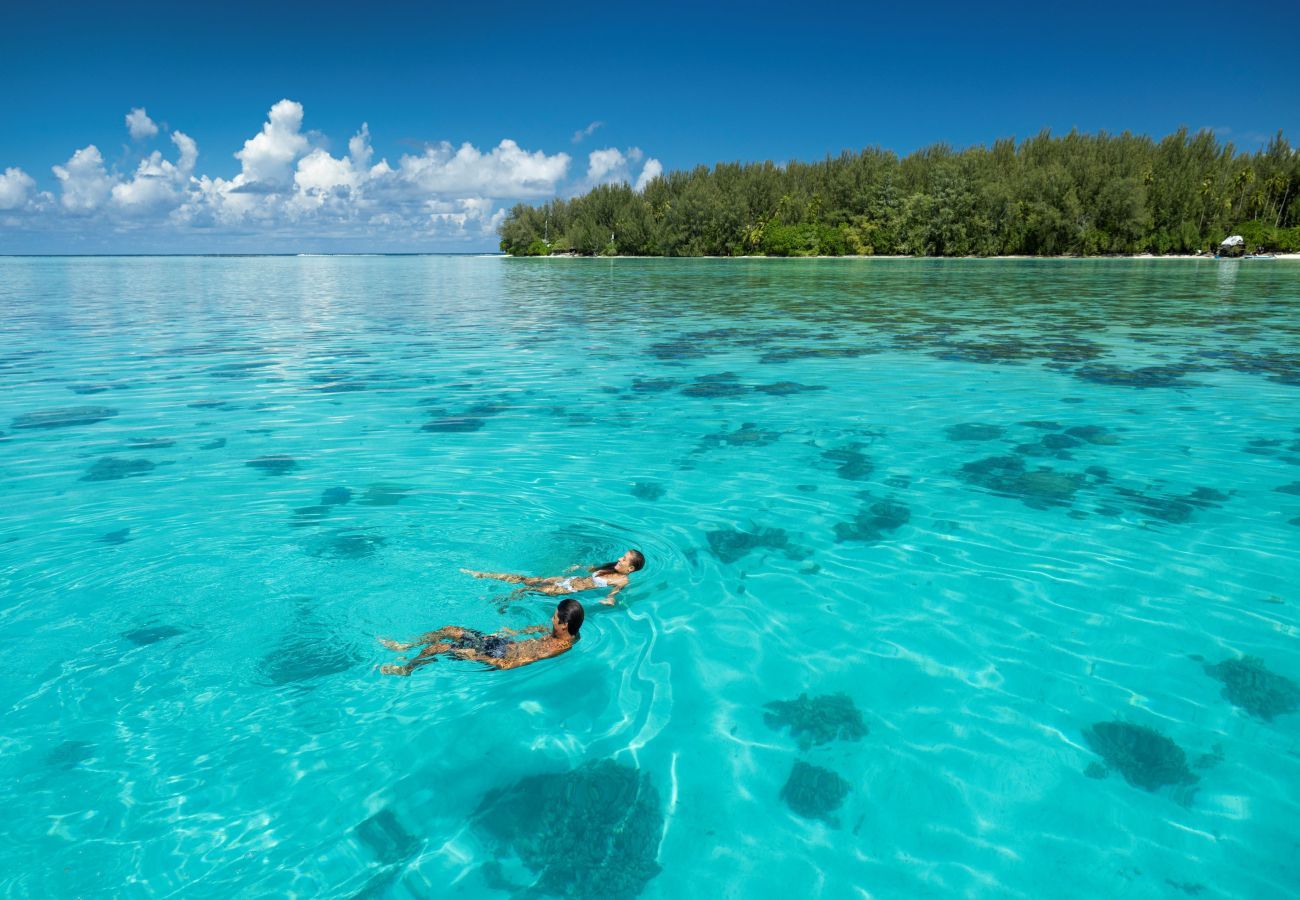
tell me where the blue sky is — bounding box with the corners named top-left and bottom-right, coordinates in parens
top-left (2, 0), bottom-right (1296, 253)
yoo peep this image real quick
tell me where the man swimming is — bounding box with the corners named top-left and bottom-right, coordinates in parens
top-left (378, 598), bottom-right (584, 675)
top-left (461, 548), bottom-right (645, 606)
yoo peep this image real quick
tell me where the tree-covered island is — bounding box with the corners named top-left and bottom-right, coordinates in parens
top-left (499, 129), bottom-right (1299, 257)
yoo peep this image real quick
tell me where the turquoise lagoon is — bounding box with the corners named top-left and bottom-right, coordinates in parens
top-left (1, 256), bottom-right (1298, 898)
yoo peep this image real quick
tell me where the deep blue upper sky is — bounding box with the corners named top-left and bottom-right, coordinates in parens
top-left (2, 0), bottom-right (1296, 251)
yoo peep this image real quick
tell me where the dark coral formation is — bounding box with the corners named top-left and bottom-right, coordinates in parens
top-left (821, 443), bottom-right (873, 481)
top-left (705, 526), bottom-right (792, 564)
top-left (13, 406), bottom-right (118, 429)
top-left (246, 455), bottom-right (298, 476)
top-left (780, 761), bottom-right (850, 825)
top-left (358, 483), bottom-right (409, 506)
top-left (1204, 656), bottom-right (1300, 721)
top-left (629, 482), bottom-right (664, 501)
top-left (834, 499), bottom-right (911, 543)
top-left (475, 758), bottom-right (663, 900)
top-left (753, 381), bottom-right (828, 396)
top-left (46, 740), bottom-right (96, 769)
top-left (1112, 485), bottom-right (1229, 524)
top-left (680, 372), bottom-right (747, 398)
top-left (81, 457), bottom-right (155, 482)
top-left (421, 413), bottom-right (486, 432)
top-left (255, 600), bottom-right (361, 685)
top-left (1083, 721), bottom-right (1198, 792)
top-left (1064, 425), bottom-right (1119, 445)
top-left (701, 423), bottom-right (782, 448)
top-left (760, 346), bottom-right (870, 365)
top-left (1072, 364), bottom-right (1201, 388)
top-left (99, 528), bottom-right (132, 545)
top-left (629, 377), bottom-right (680, 393)
top-left (199, 438), bottom-right (227, 450)
top-left (355, 808), bottom-right (422, 866)
top-left (764, 693), bottom-right (868, 749)
top-left (307, 531), bottom-right (386, 559)
top-left (945, 423), bottom-right (1004, 442)
top-left (1274, 482), bottom-right (1300, 496)
top-left (122, 625), bottom-right (184, 646)
top-left (320, 486), bottom-right (353, 505)
top-left (958, 455), bottom-right (1083, 509)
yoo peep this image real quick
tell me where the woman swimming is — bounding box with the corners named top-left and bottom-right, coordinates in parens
top-left (378, 598), bottom-right (584, 675)
top-left (461, 548), bottom-right (645, 606)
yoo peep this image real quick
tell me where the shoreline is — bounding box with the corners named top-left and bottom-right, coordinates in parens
top-left (517, 252), bottom-right (1300, 261)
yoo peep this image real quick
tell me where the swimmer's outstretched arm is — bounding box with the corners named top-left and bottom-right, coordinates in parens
top-left (499, 625), bottom-right (548, 636)
top-left (601, 585), bottom-right (623, 607)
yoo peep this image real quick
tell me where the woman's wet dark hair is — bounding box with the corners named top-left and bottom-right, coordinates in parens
top-left (593, 549), bottom-right (646, 574)
top-left (556, 598), bottom-right (584, 638)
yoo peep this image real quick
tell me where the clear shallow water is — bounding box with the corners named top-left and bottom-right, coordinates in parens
top-left (1, 256), bottom-right (1299, 898)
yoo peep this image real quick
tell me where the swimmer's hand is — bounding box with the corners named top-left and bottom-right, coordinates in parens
top-left (565, 564), bottom-right (582, 572)
top-left (460, 568), bottom-right (484, 578)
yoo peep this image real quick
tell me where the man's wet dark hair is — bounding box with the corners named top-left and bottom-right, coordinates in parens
top-left (556, 598), bottom-right (584, 638)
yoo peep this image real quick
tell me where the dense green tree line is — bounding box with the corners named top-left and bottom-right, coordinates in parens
top-left (499, 129), bottom-right (1300, 257)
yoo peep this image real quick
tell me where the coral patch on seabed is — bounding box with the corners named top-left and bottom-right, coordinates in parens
top-left (246, 455), bottom-right (298, 476)
top-left (701, 422), bottom-right (783, 448)
top-left (12, 406), bottom-right (118, 429)
top-left (780, 761), bottom-right (851, 826)
top-left (680, 372), bottom-right (748, 398)
top-left (99, 528), bottom-right (132, 545)
top-left (122, 625), bottom-right (184, 646)
top-left (945, 423), bottom-right (1004, 442)
top-left (629, 377), bottom-right (680, 393)
top-left (629, 481), bottom-right (664, 501)
top-left (320, 486), bottom-right (353, 505)
top-left (421, 414), bottom-right (486, 432)
top-left (834, 499), bottom-right (911, 543)
top-left (1072, 364), bottom-right (1201, 388)
top-left (820, 443), bottom-right (873, 481)
top-left (80, 457), bottom-right (155, 482)
top-left (199, 438), bottom-right (227, 450)
top-left (127, 437), bottom-right (176, 449)
top-left (959, 455), bottom-right (1083, 509)
top-left (705, 525), bottom-right (800, 564)
top-left (1083, 721), bottom-right (1198, 793)
top-left (1204, 656), bottom-right (1300, 721)
top-left (358, 483), bottom-right (410, 506)
top-left (306, 531), bottom-right (386, 559)
top-left (752, 381), bottom-right (828, 396)
top-left (474, 759), bottom-right (664, 900)
top-left (764, 693), bottom-right (868, 749)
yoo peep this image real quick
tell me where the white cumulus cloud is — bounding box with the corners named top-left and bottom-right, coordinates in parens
top-left (126, 107), bottom-right (160, 141)
top-left (635, 158), bottom-right (663, 192)
top-left (398, 139), bottom-right (570, 197)
top-left (3, 99), bottom-right (652, 249)
top-left (52, 146), bottom-right (115, 213)
top-left (234, 99), bottom-right (310, 189)
top-left (110, 131), bottom-right (199, 215)
top-left (0, 167), bottom-right (36, 210)
top-left (583, 147), bottom-right (660, 192)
